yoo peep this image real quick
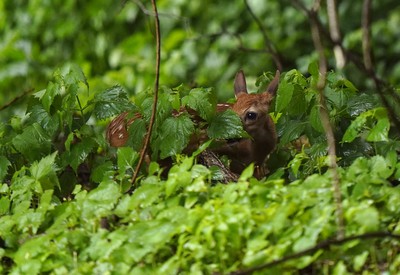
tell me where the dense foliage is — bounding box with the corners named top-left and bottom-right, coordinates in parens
top-left (1, 0), bottom-right (400, 274)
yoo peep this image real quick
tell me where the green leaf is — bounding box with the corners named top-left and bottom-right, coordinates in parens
top-left (239, 163), bottom-right (254, 181)
top-left (279, 120), bottom-right (306, 145)
top-left (207, 109), bottom-right (244, 139)
top-left (0, 156), bottom-right (11, 181)
top-left (91, 161), bottom-right (115, 183)
top-left (64, 64), bottom-right (89, 89)
top-left (148, 162), bottom-right (161, 176)
top-left (92, 86), bottom-right (136, 120)
top-left (367, 117), bottom-right (389, 142)
top-left (26, 105), bottom-right (59, 136)
top-left (125, 220), bottom-right (177, 262)
top-left (289, 152), bottom-right (308, 176)
top-left (286, 86), bottom-right (308, 116)
top-left (12, 123), bottom-right (52, 162)
top-left (308, 61), bottom-right (319, 78)
top-left (354, 206), bottom-right (379, 231)
top-left (127, 118), bottom-right (147, 151)
top-left (347, 93), bottom-right (378, 117)
top-left (333, 261), bottom-right (349, 275)
top-left (353, 251), bottom-right (369, 272)
top-left (140, 93), bottom-right (173, 127)
top-left (182, 88), bottom-right (216, 121)
top-left (275, 80), bottom-right (294, 112)
top-left (117, 147), bottom-right (139, 175)
top-left (36, 81), bottom-right (59, 113)
top-left (138, 220), bottom-right (177, 246)
top-left (82, 181), bottom-right (121, 218)
top-left (164, 87), bottom-right (181, 111)
top-left (325, 79), bottom-right (355, 110)
top-left (342, 107), bottom-right (389, 143)
top-left (342, 79), bottom-right (358, 93)
top-left (130, 184), bottom-right (162, 208)
top-left (309, 104), bottom-right (324, 132)
top-left (370, 155), bottom-right (393, 179)
top-left (165, 159), bottom-right (193, 196)
top-left (30, 152), bottom-right (58, 181)
top-left (63, 138), bottom-right (96, 172)
top-left (342, 113), bottom-right (367, 143)
top-left (158, 114), bottom-right (195, 159)
top-left (13, 234), bottom-right (52, 271)
top-left (0, 197), bottom-right (10, 216)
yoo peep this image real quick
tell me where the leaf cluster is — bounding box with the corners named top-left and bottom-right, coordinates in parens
top-left (266, 63), bottom-right (397, 180)
top-left (1, 152), bottom-right (400, 274)
top-left (1, 66), bottom-right (400, 274)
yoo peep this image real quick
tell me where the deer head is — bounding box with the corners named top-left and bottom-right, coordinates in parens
top-left (214, 70), bottom-right (280, 177)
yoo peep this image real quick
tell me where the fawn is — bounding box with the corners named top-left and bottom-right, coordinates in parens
top-left (106, 70), bottom-right (280, 179)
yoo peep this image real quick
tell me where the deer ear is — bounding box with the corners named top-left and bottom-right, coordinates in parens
top-left (265, 70), bottom-right (280, 96)
top-left (234, 70), bottom-right (248, 97)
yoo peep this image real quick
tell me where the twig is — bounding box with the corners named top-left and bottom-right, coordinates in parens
top-left (229, 232), bottom-right (400, 275)
top-left (129, 0), bottom-right (161, 192)
top-left (308, 1), bottom-right (344, 240)
top-left (131, 0), bottom-right (191, 31)
top-left (198, 149), bottom-right (239, 183)
top-left (361, 0), bottom-right (373, 72)
top-left (243, 0), bottom-right (283, 71)
top-left (0, 88), bottom-right (34, 112)
top-left (326, 0), bottom-right (346, 68)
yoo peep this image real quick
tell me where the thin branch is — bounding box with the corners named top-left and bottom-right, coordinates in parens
top-left (0, 88), bottom-right (34, 112)
top-left (129, 0), bottom-right (161, 191)
top-left (229, 232), bottom-right (400, 275)
top-left (198, 149), bottom-right (239, 183)
top-left (362, 0), bottom-right (373, 72)
top-left (308, 1), bottom-right (344, 240)
top-left (131, 0), bottom-right (184, 20)
top-left (327, 0), bottom-right (346, 68)
top-left (130, 0), bottom-right (191, 32)
top-left (243, 0), bottom-right (283, 71)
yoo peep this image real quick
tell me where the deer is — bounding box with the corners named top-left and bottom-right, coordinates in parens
top-left (106, 70), bottom-right (280, 179)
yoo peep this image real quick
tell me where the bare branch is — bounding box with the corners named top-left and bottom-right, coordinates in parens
top-left (327, 0), bottom-right (346, 68)
top-left (0, 88), bottom-right (34, 112)
top-left (308, 1), bottom-right (345, 240)
top-left (229, 232), bottom-right (400, 275)
top-left (129, 0), bottom-right (161, 191)
top-left (362, 0), bottom-right (373, 72)
top-left (198, 150), bottom-right (239, 183)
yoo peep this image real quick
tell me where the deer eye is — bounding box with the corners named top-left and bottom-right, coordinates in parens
top-left (246, 111), bottom-right (257, 120)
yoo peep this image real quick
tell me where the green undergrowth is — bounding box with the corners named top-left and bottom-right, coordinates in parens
top-left (1, 154), bottom-right (400, 274)
top-left (1, 65), bottom-right (400, 273)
